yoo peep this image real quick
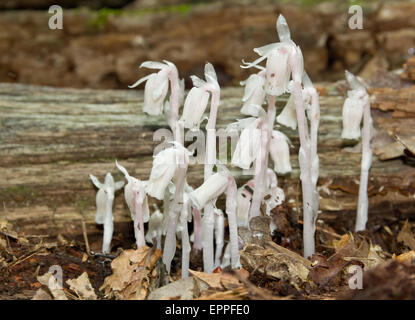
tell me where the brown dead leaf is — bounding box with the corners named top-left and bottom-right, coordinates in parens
top-left (311, 234), bottom-right (386, 287)
top-left (37, 272), bottom-right (68, 300)
top-left (397, 220), bottom-right (415, 251)
top-left (197, 286), bottom-right (248, 300)
top-left (189, 270), bottom-right (241, 290)
top-left (395, 251), bottom-right (415, 264)
top-left (100, 246), bottom-right (162, 300)
top-left (66, 272), bottom-right (97, 300)
top-left (240, 243), bottom-right (310, 291)
top-left (32, 288), bottom-right (53, 300)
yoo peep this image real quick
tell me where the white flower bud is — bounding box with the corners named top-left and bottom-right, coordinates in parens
top-left (240, 74), bottom-right (266, 117)
top-left (236, 183), bottom-right (253, 228)
top-left (189, 172), bottom-right (228, 210)
top-left (146, 144), bottom-right (190, 200)
top-left (90, 172), bottom-right (124, 254)
top-left (269, 130), bottom-right (292, 175)
top-left (265, 45), bottom-right (291, 96)
top-left (231, 118), bottom-right (262, 169)
top-left (145, 208), bottom-right (164, 249)
top-left (341, 89), bottom-right (366, 140)
top-left (276, 95), bottom-right (297, 129)
top-left (180, 87), bottom-right (210, 130)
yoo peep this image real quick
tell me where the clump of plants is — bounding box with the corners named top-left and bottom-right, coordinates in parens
top-left (89, 14), bottom-right (372, 277)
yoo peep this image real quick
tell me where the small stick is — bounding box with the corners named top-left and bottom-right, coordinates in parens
top-left (81, 220), bottom-right (91, 256)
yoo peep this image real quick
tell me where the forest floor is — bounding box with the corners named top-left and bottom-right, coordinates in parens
top-left (2, 203), bottom-right (415, 300)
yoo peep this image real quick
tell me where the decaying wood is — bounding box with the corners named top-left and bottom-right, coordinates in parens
top-left (401, 57), bottom-right (415, 82)
top-left (0, 83), bottom-right (415, 238)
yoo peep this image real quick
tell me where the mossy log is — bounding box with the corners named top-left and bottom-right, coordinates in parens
top-left (1, 83), bottom-right (414, 238)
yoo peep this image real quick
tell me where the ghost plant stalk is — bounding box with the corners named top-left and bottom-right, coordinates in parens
top-left (161, 143), bottom-right (190, 274)
top-left (189, 168), bottom-right (239, 270)
top-left (115, 161), bottom-right (149, 249)
top-left (241, 16), bottom-right (298, 218)
top-left (90, 173), bottom-right (124, 254)
top-left (214, 208), bottom-right (225, 268)
top-left (241, 14), bottom-right (320, 257)
top-left (343, 71), bottom-right (372, 232)
top-left (190, 63), bottom-right (221, 273)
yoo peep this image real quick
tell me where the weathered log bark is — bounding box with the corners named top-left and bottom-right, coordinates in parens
top-left (1, 2), bottom-right (415, 88)
top-left (1, 83), bottom-right (414, 238)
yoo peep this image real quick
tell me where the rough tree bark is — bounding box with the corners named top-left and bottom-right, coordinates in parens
top-left (0, 83), bottom-right (415, 239)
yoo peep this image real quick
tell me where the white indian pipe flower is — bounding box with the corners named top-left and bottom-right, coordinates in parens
top-left (240, 73), bottom-right (266, 117)
top-left (180, 87), bottom-right (210, 130)
top-left (277, 94), bottom-right (297, 129)
top-left (129, 60), bottom-right (180, 116)
top-left (231, 118), bottom-right (262, 169)
top-left (189, 172), bottom-right (228, 210)
top-left (115, 161), bottom-right (150, 248)
top-left (146, 143), bottom-right (191, 200)
top-left (341, 89), bottom-right (367, 140)
top-left (236, 180), bottom-right (254, 228)
top-left (241, 15), bottom-right (301, 97)
top-left (190, 62), bottom-right (220, 93)
top-left (344, 71), bottom-right (372, 232)
top-left (269, 130), bottom-right (292, 175)
top-left (90, 173), bottom-right (124, 254)
top-left (145, 207), bottom-right (164, 250)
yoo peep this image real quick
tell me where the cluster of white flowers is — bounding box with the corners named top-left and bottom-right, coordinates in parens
top-left (89, 13), bottom-right (374, 273)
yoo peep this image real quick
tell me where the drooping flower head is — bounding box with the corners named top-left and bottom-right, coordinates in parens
top-left (129, 60), bottom-right (182, 116)
top-left (240, 70), bottom-right (266, 117)
top-left (341, 71), bottom-right (369, 140)
top-left (230, 117), bottom-right (263, 170)
top-left (89, 173), bottom-right (124, 225)
top-left (189, 172), bottom-right (228, 210)
top-left (269, 130), bottom-right (292, 175)
top-left (241, 15), bottom-right (304, 97)
top-left (115, 161), bottom-right (150, 224)
top-left (146, 142), bottom-right (191, 200)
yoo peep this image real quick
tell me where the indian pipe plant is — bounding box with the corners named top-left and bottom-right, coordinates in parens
top-left (87, 14), bottom-right (375, 276)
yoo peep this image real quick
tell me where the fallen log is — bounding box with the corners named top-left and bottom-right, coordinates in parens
top-left (0, 83), bottom-right (414, 238)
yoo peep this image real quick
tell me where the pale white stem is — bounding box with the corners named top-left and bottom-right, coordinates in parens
top-left (355, 99), bottom-right (372, 232)
top-left (181, 220), bottom-right (191, 278)
top-left (102, 194), bottom-right (114, 254)
top-left (202, 86), bottom-right (220, 273)
top-left (226, 177), bottom-right (240, 269)
top-left (192, 208), bottom-right (202, 251)
top-left (163, 165), bottom-right (187, 274)
top-left (292, 80), bottom-right (314, 258)
top-left (249, 95), bottom-right (276, 218)
top-left (214, 210), bottom-right (225, 268)
top-left (309, 90), bottom-right (320, 230)
top-left (134, 193), bottom-right (146, 249)
top-left (248, 121), bottom-right (268, 218)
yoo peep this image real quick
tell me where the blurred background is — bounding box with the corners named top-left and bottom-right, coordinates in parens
top-left (0, 0), bottom-right (414, 89)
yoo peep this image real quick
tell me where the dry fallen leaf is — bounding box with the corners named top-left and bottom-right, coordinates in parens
top-left (397, 220), bottom-right (415, 251)
top-left (189, 270), bottom-right (241, 290)
top-left (240, 242), bottom-right (310, 291)
top-left (395, 251), bottom-right (415, 264)
top-left (311, 234), bottom-right (386, 287)
top-left (66, 272), bottom-right (97, 300)
top-left (32, 288), bottom-right (53, 300)
top-left (148, 277), bottom-right (208, 300)
top-left (100, 246), bottom-right (162, 300)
